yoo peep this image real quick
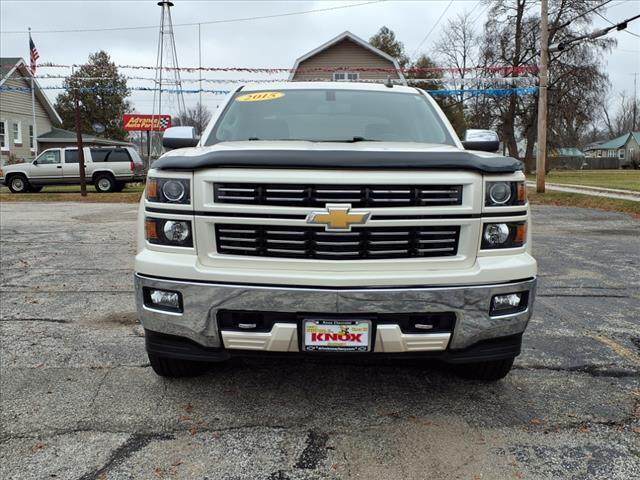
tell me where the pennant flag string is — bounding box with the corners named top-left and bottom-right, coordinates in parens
top-left (0, 84), bottom-right (539, 97)
top-left (0, 63), bottom-right (539, 75)
top-left (9, 75), bottom-right (538, 85)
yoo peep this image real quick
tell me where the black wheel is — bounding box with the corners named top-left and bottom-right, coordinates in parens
top-left (29, 186), bottom-right (43, 193)
top-left (94, 174), bottom-right (116, 193)
top-left (453, 357), bottom-right (515, 381)
top-left (7, 175), bottom-right (30, 193)
top-left (148, 354), bottom-right (211, 378)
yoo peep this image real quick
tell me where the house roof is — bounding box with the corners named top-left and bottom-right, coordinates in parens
top-left (584, 132), bottom-right (640, 150)
top-left (0, 57), bottom-right (63, 126)
top-left (38, 127), bottom-right (133, 146)
top-left (557, 147), bottom-right (584, 157)
top-left (288, 30), bottom-right (407, 84)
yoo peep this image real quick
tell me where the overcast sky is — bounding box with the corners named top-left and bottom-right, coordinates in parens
top-left (1, 0), bottom-right (639, 118)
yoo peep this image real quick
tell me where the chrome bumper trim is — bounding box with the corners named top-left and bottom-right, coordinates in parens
top-left (134, 274), bottom-right (536, 350)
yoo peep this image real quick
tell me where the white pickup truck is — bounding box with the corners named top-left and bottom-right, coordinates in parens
top-left (135, 82), bottom-right (536, 381)
top-left (0, 146), bottom-right (146, 193)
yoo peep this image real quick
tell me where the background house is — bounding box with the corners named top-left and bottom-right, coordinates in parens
top-left (583, 132), bottom-right (640, 167)
top-left (1, 57), bottom-right (62, 162)
top-left (37, 127), bottom-right (133, 150)
top-left (289, 31), bottom-right (406, 85)
top-left (1, 57), bottom-right (134, 165)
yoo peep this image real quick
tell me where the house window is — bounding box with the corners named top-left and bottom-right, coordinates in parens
top-left (608, 150), bottom-right (616, 158)
top-left (333, 71), bottom-right (359, 82)
top-left (618, 149), bottom-right (625, 159)
top-left (597, 150), bottom-right (602, 157)
top-left (0, 121), bottom-right (7, 150)
top-left (29, 125), bottom-right (34, 150)
top-left (12, 121), bottom-right (22, 145)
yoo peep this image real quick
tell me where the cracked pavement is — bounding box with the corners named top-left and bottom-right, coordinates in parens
top-left (1, 202), bottom-right (639, 480)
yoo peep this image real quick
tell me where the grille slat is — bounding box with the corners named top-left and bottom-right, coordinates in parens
top-left (215, 225), bottom-right (460, 260)
top-left (215, 183), bottom-right (462, 207)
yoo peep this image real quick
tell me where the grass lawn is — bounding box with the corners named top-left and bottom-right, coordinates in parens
top-left (526, 170), bottom-right (640, 192)
top-left (0, 184), bottom-right (144, 203)
top-left (527, 188), bottom-right (640, 218)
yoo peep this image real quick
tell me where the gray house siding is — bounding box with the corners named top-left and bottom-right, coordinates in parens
top-left (1, 72), bottom-right (54, 162)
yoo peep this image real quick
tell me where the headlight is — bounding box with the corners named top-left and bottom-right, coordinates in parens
top-left (146, 178), bottom-right (190, 204)
top-left (145, 217), bottom-right (193, 247)
top-left (485, 181), bottom-right (526, 206)
top-left (481, 222), bottom-right (526, 249)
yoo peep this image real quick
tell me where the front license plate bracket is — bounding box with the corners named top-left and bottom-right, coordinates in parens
top-left (301, 318), bottom-right (373, 353)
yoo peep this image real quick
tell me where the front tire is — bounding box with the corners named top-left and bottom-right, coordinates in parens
top-left (148, 354), bottom-right (211, 378)
top-left (94, 174), bottom-right (116, 193)
top-left (453, 357), bottom-right (515, 381)
top-left (8, 175), bottom-right (30, 193)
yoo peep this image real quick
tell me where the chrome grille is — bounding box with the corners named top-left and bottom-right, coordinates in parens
top-left (215, 224), bottom-right (460, 260)
top-left (214, 183), bottom-right (462, 207)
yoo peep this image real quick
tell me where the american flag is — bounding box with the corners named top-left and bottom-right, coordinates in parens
top-left (29, 34), bottom-right (39, 75)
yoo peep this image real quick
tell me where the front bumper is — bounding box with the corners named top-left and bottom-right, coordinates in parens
top-left (135, 274), bottom-right (536, 355)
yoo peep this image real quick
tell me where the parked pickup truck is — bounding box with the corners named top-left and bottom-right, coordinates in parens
top-left (135, 82), bottom-right (536, 381)
top-left (0, 146), bottom-right (146, 193)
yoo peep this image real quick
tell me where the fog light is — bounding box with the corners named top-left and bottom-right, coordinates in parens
top-left (147, 288), bottom-right (182, 311)
top-left (491, 292), bottom-right (526, 315)
top-left (163, 220), bottom-right (190, 242)
top-left (484, 223), bottom-right (509, 245)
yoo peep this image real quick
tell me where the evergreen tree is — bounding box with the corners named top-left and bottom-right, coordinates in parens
top-left (54, 51), bottom-right (131, 141)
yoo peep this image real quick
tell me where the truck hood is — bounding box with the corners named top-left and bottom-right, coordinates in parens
top-left (152, 141), bottom-right (522, 173)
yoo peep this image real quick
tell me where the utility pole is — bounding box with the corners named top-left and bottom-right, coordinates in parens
top-left (73, 80), bottom-right (87, 197)
top-left (536, 0), bottom-right (549, 193)
top-left (633, 72), bottom-right (638, 131)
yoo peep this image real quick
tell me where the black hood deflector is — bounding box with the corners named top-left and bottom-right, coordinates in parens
top-left (152, 149), bottom-right (522, 174)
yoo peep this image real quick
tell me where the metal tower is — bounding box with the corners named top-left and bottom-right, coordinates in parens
top-left (152, 1), bottom-right (186, 154)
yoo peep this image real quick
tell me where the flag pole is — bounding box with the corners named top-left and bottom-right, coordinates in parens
top-left (29, 28), bottom-right (38, 157)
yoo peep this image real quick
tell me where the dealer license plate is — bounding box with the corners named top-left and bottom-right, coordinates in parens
top-left (303, 319), bottom-right (372, 352)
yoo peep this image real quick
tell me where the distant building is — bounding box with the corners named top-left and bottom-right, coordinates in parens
top-left (289, 31), bottom-right (406, 85)
top-left (552, 147), bottom-right (585, 158)
top-left (38, 127), bottom-right (132, 150)
top-left (0, 57), bottom-right (62, 162)
top-left (584, 132), bottom-right (640, 168)
top-left (1, 57), bottom-right (134, 164)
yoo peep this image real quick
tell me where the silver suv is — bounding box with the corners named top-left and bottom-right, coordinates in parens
top-left (0, 146), bottom-right (146, 193)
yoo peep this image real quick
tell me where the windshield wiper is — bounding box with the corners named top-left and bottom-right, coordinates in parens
top-left (315, 136), bottom-right (380, 143)
top-left (244, 137), bottom-right (379, 142)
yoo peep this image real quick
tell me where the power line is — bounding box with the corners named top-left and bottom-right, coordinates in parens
top-left (550, 0), bottom-right (615, 31)
top-left (1, 1), bottom-right (384, 35)
top-left (595, 11), bottom-right (640, 38)
top-left (550, 13), bottom-right (640, 51)
top-left (411, 0), bottom-right (455, 58)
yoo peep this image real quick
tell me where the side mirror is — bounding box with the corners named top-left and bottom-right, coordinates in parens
top-left (162, 126), bottom-right (199, 149)
top-left (462, 129), bottom-right (500, 153)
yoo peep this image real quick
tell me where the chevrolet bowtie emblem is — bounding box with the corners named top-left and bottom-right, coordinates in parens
top-left (306, 204), bottom-right (371, 231)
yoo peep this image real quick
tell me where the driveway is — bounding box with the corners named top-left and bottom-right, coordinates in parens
top-left (1, 202), bottom-right (638, 480)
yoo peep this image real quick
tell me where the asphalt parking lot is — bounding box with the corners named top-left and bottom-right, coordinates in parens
top-left (1, 201), bottom-right (639, 480)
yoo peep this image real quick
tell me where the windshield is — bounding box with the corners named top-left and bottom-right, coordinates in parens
top-left (206, 89), bottom-right (455, 145)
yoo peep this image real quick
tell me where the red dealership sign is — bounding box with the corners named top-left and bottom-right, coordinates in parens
top-left (123, 114), bottom-right (171, 131)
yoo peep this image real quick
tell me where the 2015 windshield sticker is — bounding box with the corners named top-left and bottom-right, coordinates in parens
top-left (236, 92), bottom-right (285, 102)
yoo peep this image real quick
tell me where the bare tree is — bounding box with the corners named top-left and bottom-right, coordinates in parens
top-left (434, 11), bottom-right (479, 104)
top-left (601, 91), bottom-right (640, 138)
top-left (477, 0), bottom-right (613, 171)
top-left (174, 102), bottom-right (212, 137)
